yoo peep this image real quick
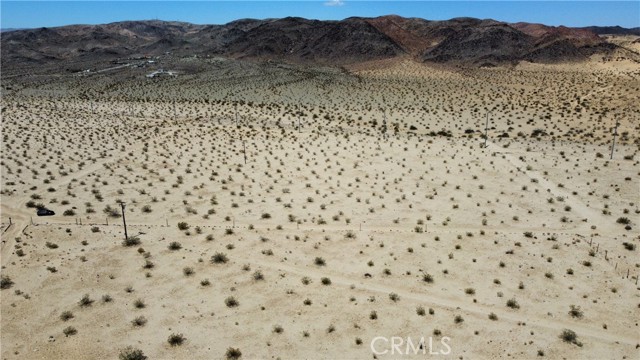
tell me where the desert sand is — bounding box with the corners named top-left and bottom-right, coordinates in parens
top-left (1, 56), bottom-right (639, 359)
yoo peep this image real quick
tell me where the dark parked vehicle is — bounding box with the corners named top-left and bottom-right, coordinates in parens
top-left (36, 208), bottom-right (55, 216)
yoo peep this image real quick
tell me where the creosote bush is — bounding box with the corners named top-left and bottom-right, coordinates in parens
top-left (60, 311), bottom-right (74, 321)
top-left (225, 296), bottom-right (239, 307)
top-left (63, 326), bottom-right (77, 337)
top-left (1, 276), bottom-right (14, 289)
top-left (568, 305), bottom-right (583, 318)
top-left (212, 252), bottom-right (229, 264)
top-left (226, 348), bottom-right (242, 360)
top-left (167, 333), bottom-right (186, 346)
top-left (122, 236), bottom-right (141, 247)
top-left (79, 294), bottom-right (94, 307)
top-left (119, 347), bottom-right (147, 360)
top-left (560, 329), bottom-right (582, 346)
top-left (132, 316), bottom-right (147, 327)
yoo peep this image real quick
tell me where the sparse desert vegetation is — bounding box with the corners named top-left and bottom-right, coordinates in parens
top-left (0, 37), bottom-right (638, 360)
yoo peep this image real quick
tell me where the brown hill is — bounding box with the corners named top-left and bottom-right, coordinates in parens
top-left (1, 16), bottom-right (635, 68)
top-left (222, 17), bottom-right (404, 63)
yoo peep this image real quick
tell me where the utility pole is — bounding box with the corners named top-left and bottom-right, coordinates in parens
top-left (235, 104), bottom-right (238, 127)
top-left (243, 140), bottom-right (247, 164)
top-left (120, 202), bottom-right (128, 240)
top-left (484, 111), bottom-right (490, 148)
top-left (298, 103), bottom-right (302, 133)
top-left (610, 119), bottom-right (619, 160)
top-left (173, 101), bottom-right (177, 120)
top-left (382, 110), bottom-right (388, 140)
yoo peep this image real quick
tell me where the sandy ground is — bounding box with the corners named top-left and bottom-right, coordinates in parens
top-left (1, 57), bottom-right (639, 359)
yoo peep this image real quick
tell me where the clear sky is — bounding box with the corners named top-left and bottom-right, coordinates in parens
top-left (1, 1), bottom-right (639, 29)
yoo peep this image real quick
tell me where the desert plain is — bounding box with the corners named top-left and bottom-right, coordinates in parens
top-left (1, 50), bottom-right (639, 360)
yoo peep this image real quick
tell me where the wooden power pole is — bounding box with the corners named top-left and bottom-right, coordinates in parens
top-left (243, 140), bottom-right (247, 164)
top-left (484, 111), bottom-right (490, 148)
top-left (383, 110), bottom-right (388, 140)
top-left (120, 202), bottom-right (128, 241)
top-left (610, 119), bottom-right (619, 160)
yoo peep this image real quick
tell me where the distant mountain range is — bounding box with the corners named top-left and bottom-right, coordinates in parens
top-left (0, 28), bottom-right (28, 33)
top-left (2, 16), bottom-right (639, 67)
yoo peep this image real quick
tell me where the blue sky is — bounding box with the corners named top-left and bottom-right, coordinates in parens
top-left (1, 1), bottom-right (638, 29)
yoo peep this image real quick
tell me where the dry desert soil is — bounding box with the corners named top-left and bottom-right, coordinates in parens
top-left (1, 55), bottom-right (639, 359)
